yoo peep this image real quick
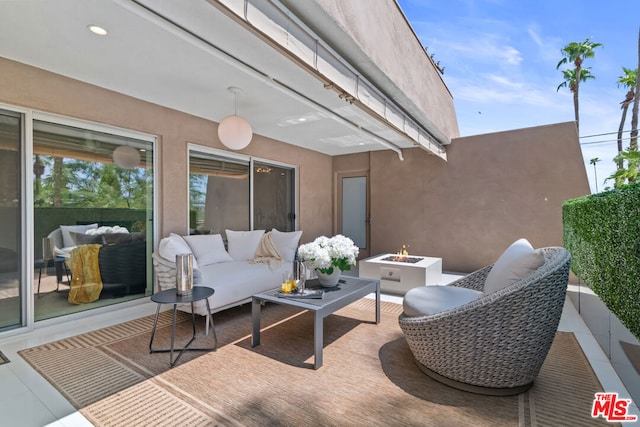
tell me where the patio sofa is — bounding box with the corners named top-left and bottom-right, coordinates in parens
top-left (153, 229), bottom-right (302, 318)
top-left (47, 224), bottom-right (147, 298)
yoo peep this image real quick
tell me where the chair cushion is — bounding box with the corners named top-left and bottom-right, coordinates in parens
top-left (484, 238), bottom-right (544, 294)
top-left (226, 230), bottom-right (265, 261)
top-left (158, 233), bottom-right (198, 269)
top-left (182, 234), bottom-right (233, 266)
top-left (403, 285), bottom-right (483, 317)
top-left (270, 229), bottom-right (302, 262)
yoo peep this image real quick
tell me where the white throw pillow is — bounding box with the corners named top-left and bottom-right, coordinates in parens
top-left (226, 229), bottom-right (265, 261)
top-left (484, 238), bottom-right (544, 294)
top-left (271, 229), bottom-right (303, 262)
top-left (183, 234), bottom-right (233, 266)
top-left (60, 223), bottom-right (98, 248)
top-left (158, 233), bottom-right (198, 269)
top-left (403, 285), bottom-right (483, 317)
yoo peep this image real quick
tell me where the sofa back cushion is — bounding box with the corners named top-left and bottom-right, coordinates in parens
top-left (183, 234), bottom-right (233, 266)
top-left (226, 229), bottom-right (265, 261)
top-left (484, 238), bottom-right (544, 294)
top-left (60, 223), bottom-right (98, 248)
top-left (270, 229), bottom-right (302, 262)
top-left (158, 233), bottom-right (198, 269)
top-left (102, 232), bottom-right (145, 245)
top-left (70, 231), bottom-right (103, 246)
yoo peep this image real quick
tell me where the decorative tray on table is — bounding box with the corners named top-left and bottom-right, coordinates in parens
top-left (276, 288), bottom-right (325, 299)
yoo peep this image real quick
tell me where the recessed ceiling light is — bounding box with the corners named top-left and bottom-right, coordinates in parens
top-left (88, 25), bottom-right (108, 36)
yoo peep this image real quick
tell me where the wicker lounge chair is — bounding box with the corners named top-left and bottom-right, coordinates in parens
top-left (398, 246), bottom-right (571, 395)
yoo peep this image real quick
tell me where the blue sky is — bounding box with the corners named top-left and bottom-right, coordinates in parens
top-left (397, 0), bottom-right (639, 192)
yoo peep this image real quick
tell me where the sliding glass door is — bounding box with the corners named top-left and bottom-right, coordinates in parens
top-left (189, 151), bottom-right (250, 235)
top-left (0, 106), bottom-right (157, 334)
top-left (189, 147), bottom-right (296, 238)
top-left (0, 110), bottom-right (22, 331)
top-left (33, 119), bottom-right (155, 321)
top-left (253, 161), bottom-right (296, 232)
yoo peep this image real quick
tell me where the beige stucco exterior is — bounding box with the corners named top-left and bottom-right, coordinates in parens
top-left (334, 122), bottom-right (590, 272)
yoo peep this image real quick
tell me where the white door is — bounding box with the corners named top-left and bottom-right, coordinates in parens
top-left (340, 174), bottom-right (369, 259)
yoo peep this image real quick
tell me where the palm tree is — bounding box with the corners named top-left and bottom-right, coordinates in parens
top-left (590, 157), bottom-right (601, 192)
top-left (616, 67), bottom-right (637, 178)
top-left (556, 38), bottom-right (602, 132)
top-left (557, 68), bottom-right (595, 92)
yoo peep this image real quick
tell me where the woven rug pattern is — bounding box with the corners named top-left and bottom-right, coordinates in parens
top-left (19, 300), bottom-right (613, 426)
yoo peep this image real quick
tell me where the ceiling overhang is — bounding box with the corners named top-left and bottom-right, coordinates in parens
top-left (0, 0), bottom-right (448, 160)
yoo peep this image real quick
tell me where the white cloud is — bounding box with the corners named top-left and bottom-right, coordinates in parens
top-left (485, 74), bottom-right (523, 89)
top-left (447, 73), bottom-right (561, 109)
top-left (527, 24), bottom-right (562, 63)
top-left (527, 26), bottom-right (543, 47)
top-left (436, 33), bottom-right (522, 66)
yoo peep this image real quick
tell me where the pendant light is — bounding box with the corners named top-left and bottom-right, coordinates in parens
top-left (113, 145), bottom-right (140, 169)
top-left (218, 86), bottom-right (253, 150)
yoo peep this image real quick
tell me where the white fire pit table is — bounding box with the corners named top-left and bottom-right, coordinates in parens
top-left (359, 253), bottom-right (442, 295)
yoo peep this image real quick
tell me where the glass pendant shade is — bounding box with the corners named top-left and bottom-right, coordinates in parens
top-left (112, 145), bottom-right (140, 168)
top-left (218, 115), bottom-right (253, 150)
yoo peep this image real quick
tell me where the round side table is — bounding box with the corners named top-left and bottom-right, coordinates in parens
top-left (149, 286), bottom-right (217, 367)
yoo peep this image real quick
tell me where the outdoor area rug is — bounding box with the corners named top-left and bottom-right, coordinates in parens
top-left (19, 299), bottom-right (614, 426)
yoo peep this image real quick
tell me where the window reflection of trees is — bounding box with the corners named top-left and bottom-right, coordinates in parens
top-left (32, 121), bottom-right (153, 210)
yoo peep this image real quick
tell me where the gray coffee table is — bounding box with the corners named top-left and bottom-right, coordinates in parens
top-left (252, 275), bottom-right (380, 369)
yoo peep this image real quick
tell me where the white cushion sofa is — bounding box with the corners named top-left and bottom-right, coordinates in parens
top-left (152, 229), bottom-right (302, 319)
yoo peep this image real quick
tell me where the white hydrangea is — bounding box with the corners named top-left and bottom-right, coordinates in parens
top-left (297, 234), bottom-right (359, 273)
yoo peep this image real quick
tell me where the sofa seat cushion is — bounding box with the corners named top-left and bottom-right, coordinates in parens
top-left (484, 238), bottom-right (544, 294)
top-left (403, 285), bottom-right (483, 317)
top-left (191, 260), bottom-right (291, 313)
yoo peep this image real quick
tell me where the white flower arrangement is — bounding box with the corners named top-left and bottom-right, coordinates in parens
top-left (297, 234), bottom-right (359, 274)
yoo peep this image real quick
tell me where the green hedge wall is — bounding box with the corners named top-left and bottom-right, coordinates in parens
top-left (563, 183), bottom-right (640, 340)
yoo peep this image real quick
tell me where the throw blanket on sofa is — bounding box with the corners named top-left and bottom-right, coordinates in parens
top-left (251, 231), bottom-right (283, 271)
top-left (67, 244), bottom-right (103, 304)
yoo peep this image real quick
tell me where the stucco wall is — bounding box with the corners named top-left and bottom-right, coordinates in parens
top-left (335, 122), bottom-right (590, 273)
top-left (282, 0), bottom-right (459, 142)
top-left (0, 57), bottom-right (332, 245)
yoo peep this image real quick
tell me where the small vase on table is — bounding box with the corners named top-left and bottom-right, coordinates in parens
top-left (315, 268), bottom-right (341, 287)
